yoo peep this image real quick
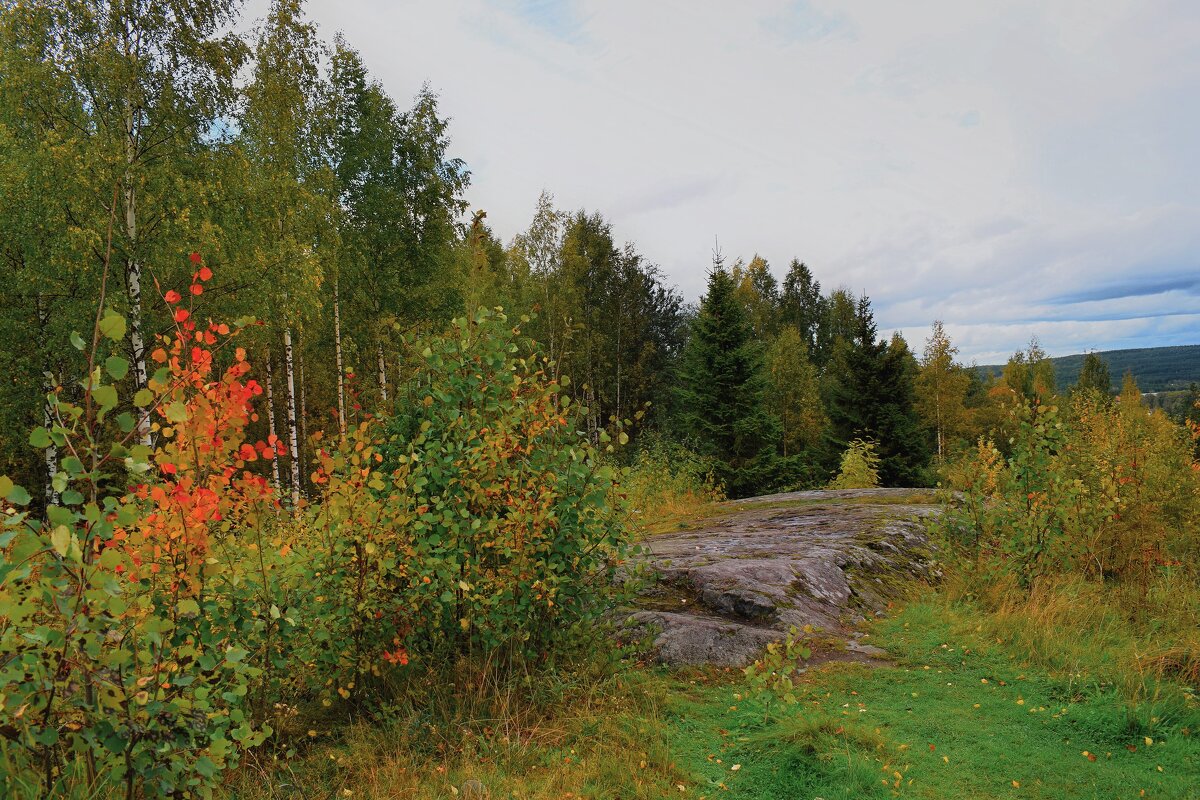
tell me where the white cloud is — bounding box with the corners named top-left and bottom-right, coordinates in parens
top-left (243, 0), bottom-right (1200, 360)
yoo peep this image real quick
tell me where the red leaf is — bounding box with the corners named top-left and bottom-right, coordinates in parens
top-left (189, 252), bottom-right (202, 264)
top-left (190, 284), bottom-right (203, 296)
top-left (164, 290), bottom-right (182, 304)
top-left (198, 266), bottom-right (213, 281)
top-left (174, 308), bottom-right (190, 323)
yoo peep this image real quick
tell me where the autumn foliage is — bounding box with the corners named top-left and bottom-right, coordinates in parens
top-left (0, 269), bottom-right (632, 799)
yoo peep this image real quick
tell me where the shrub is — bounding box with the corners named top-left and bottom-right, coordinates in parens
top-left (620, 433), bottom-right (723, 528)
top-left (0, 260), bottom-right (276, 799)
top-left (941, 395), bottom-right (1199, 588)
top-left (828, 438), bottom-right (881, 490)
top-left (374, 309), bottom-right (632, 665)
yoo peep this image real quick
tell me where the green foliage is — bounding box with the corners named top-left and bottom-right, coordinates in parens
top-left (376, 309), bottom-right (633, 662)
top-left (0, 292), bottom-right (273, 799)
top-left (766, 325), bottom-right (826, 459)
top-left (677, 262), bottom-right (781, 498)
top-left (1075, 351), bottom-right (1112, 396)
top-left (941, 389), bottom-right (1200, 601)
top-left (742, 626), bottom-right (812, 721)
top-left (828, 438), bottom-right (882, 490)
top-left (620, 433), bottom-right (724, 528)
top-left (825, 297), bottom-right (930, 486)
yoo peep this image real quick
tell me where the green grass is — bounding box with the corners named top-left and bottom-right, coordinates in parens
top-left (223, 597), bottom-right (1199, 799)
top-left (663, 601), bottom-right (1200, 800)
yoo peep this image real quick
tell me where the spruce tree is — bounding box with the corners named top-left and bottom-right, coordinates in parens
top-left (678, 261), bottom-right (780, 497)
top-left (825, 295), bottom-right (930, 486)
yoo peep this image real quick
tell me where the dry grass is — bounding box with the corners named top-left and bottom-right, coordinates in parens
top-left (223, 668), bottom-right (688, 800)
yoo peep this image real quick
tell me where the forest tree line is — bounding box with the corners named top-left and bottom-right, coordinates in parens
top-left (2, 0), bottom-right (1194, 503)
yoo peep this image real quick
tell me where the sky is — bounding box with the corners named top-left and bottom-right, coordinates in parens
top-left (245, 0), bottom-right (1200, 363)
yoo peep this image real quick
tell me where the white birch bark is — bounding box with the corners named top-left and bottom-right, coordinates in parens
top-left (265, 350), bottom-right (281, 494)
top-left (377, 340), bottom-right (388, 403)
top-left (283, 328), bottom-right (301, 507)
top-left (124, 103), bottom-right (151, 448)
top-left (334, 279), bottom-right (346, 435)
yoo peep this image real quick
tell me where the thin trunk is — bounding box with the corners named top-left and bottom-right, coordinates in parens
top-left (265, 351), bottom-right (281, 494)
top-left (334, 279), bottom-right (346, 436)
top-left (35, 295), bottom-right (59, 503)
top-left (123, 102), bottom-right (151, 448)
top-left (377, 340), bottom-right (388, 403)
top-left (283, 329), bottom-right (301, 507)
top-left (43, 376), bottom-right (58, 505)
top-left (298, 342), bottom-right (308, 462)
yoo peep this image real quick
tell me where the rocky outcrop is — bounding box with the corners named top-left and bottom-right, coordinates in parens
top-left (622, 488), bottom-right (939, 667)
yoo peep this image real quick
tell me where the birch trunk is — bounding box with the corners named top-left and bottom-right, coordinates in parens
top-left (284, 328), bottom-right (301, 507)
top-left (298, 342), bottom-right (308, 462)
top-left (35, 295), bottom-right (59, 503)
top-left (43, 376), bottom-right (58, 505)
top-left (265, 350), bottom-right (281, 494)
top-left (334, 279), bottom-right (346, 435)
top-left (123, 103), bottom-right (151, 448)
top-left (377, 340), bottom-right (388, 403)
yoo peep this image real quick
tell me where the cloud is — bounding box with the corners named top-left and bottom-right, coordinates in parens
top-left (242, 0), bottom-right (1200, 361)
top-left (762, 1), bottom-right (855, 43)
top-left (1047, 276), bottom-right (1200, 305)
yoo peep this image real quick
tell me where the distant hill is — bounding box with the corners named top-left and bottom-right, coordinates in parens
top-left (974, 344), bottom-right (1200, 394)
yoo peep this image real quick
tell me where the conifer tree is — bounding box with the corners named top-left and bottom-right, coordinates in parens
top-left (780, 259), bottom-right (825, 358)
top-left (825, 295), bottom-right (929, 486)
top-left (678, 257), bottom-right (780, 497)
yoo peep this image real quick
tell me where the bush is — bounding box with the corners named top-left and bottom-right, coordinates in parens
top-left (620, 433), bottom-right (723, 528)
top-left (0, 275), bottom-right (637, 799)
top-left (375, 309), bottom-right (632, 664)
top-left (0, 262), bottom-right (276, 799)
top-left (935, 391), bottom-right (1200, 684)
top-left (828, 438), bottom-right (881, 490)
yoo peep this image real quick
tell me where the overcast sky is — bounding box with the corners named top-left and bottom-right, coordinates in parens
top-left (248, 0), bottom-right (1200, 363)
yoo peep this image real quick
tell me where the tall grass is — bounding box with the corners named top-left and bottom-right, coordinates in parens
top-left (620, 434), bottom-right (724, 532)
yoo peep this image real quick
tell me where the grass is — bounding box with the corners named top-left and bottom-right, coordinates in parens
top-left (223, 595), bottom-right (1200, 799)
top-left (222, 666), bottom-right (690, 799)
top-left (666, 600), bottom-right (1200, 799)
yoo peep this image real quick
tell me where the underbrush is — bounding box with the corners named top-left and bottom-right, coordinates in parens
top-left (225, 661), bottom-right (686, 800)
top-left (620, 434), bottom-right (724, 534)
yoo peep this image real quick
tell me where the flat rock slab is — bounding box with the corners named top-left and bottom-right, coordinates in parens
top-left (622, 488), bottom-right (939, 667)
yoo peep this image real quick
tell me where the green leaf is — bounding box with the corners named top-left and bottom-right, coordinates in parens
top-left (133, 388), bottom-right (155, 407)
top-left (98, 310), bottom-right (126, 341)
top-left (29, 427), bottom-right (52, 448)
top-left (50, 525), bottom-right (71, 558)
top-left (116, 412), bottom-right (136, 433)
top-left (178, 598), bottom-right (200, 616)
top-left (5, 481), bottom-right (31, 506)
top-left (61, 456), bottom-right (85, 476)
top-left (104, 356), bottom-right (129, 381)
top-left (165, 401), bottom-right (188, 423)
top-left (93, 384), bottom-right (118, 412)
top-left (70, 331), bottom-right (86, 351)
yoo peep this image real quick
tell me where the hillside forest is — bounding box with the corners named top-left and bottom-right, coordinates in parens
top-left (1, 2), bottom-right (1198, 799)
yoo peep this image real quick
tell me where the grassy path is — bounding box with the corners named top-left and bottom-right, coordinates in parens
top-left (665, 602), bottom-right (1200, 800)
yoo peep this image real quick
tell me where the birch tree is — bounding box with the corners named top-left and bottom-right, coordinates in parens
top-left (915, 320), bottom-right (970, 460)
top-left (237, 0), bottom-right (330, 506)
